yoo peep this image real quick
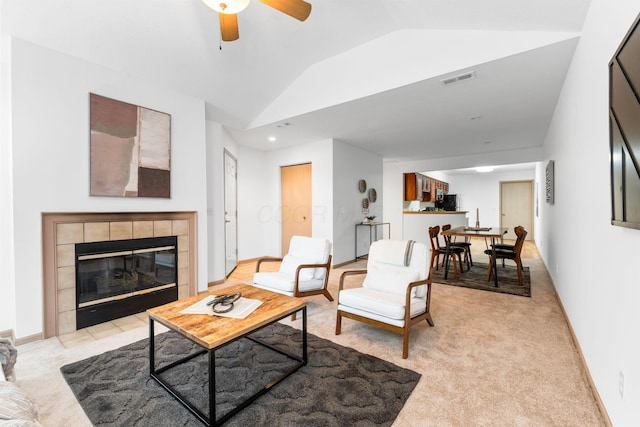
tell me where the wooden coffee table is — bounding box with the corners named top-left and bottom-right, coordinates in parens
top-left (147, 283), bottom-right (307, 426)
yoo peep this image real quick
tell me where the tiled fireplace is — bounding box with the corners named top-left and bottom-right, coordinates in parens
top-left (42, 212), bottom-right (197, 338)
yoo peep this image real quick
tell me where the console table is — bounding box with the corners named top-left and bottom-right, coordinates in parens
top-left (355, 222), bottom-right (390, 260)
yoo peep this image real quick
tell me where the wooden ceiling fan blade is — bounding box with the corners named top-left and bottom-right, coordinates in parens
top-left (219, 13), bottom-right (239, 41)
top-left (258, 0), bottom-right (312, 21)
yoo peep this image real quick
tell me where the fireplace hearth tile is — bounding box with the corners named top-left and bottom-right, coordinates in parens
top-left (112, 316), bottom-right (146, 331)
top-left (58, 288), bottom-right (75, 312)
top-left (110, 221), bottom-right (133, 240)
top-left (57, 266), bottom-right (75, 290)
top-left (56, 244), bottom-right (75, 267)
top-left (58, 329), bottom-right (95, 348)
top-left (58, 311), bottom-right (76, 336)
top-left (173, 219), bottom-right (189, 235)
top-left (86, 322), bottom-right (121, 340)
top-left (133, 221), bottom-right (154, 238)
top-left (84, 222), bottom-right (110, 242)
top-left (57, 223), bottom-right (83, 244)
top-left (154, 220), bottom-right (172, 236)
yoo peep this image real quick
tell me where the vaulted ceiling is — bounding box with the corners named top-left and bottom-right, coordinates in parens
top-left (2, 0), bottom-right (591, 162)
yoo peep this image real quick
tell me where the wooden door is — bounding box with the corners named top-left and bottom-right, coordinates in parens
top-left (281, 163), bottom-right (312, 255)
top-left (500, 180), bottom-right (533, 240)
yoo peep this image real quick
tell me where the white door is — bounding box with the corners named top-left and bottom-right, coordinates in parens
top-left (500, 180), bottom-right (533, 240)
top-left (224, 150), bottom-right (238, 277)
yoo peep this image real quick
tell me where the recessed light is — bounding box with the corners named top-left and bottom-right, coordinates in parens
top-left (475, 166), bottom-right (494, 173)
top-left (268, 136), bottom-right (276, 142)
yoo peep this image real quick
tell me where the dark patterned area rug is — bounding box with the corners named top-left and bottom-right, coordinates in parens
top-left (61, 323), bottom-right (420, 426)
top-left (431, 261), bottom-right (531, 297)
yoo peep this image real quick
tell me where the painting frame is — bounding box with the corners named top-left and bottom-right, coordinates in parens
top-left (89, 93), bottom-right (171, 198)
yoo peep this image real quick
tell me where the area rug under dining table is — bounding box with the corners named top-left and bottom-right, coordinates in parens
top-left (60, 322), bottom-right (420, 426)
top-left (430, 261), bottom-right (531, 297)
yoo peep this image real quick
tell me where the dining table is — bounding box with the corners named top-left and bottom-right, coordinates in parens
top-left (440, 226), bottom-right (508, 287)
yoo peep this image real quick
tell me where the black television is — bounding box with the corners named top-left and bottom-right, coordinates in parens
top-left (610, 12), bottom-right (640, 230)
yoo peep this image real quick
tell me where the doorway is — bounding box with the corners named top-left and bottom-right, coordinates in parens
top-left (500, 180), bottom-right (533, 240)
top-left (281, 163), bottom-right (312, 255)
top-left (224, 150), bottom-right (238, 277)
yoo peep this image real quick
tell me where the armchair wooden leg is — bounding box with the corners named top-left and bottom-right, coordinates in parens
top-left (402, 328), bottom-right (410, 359)
top-left (322, 290), bottom-right (334, 302)
top-left (335, 312), bottom-right (342, 335)
top-left (425, 313), bottom-right (434, 327)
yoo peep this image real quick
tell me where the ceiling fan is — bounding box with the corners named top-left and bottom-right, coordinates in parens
top-left (202, 0), bottom-right (312, 42)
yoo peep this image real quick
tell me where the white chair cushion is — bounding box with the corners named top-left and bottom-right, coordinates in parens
top-left (362, 267), bottom-right (419, 296)
top-left (253, 272), bottom-right (325, 293)
top-left (288, 236), bottom-right (331, 279)
top-left (338, 288), bottom-right (426, 322)
top-left (366, 241), bottom-right (429, 298)
top-left (279, 254), bottom-right (317, 281)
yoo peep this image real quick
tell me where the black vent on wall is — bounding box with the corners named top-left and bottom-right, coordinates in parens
top-left (610, 12), bottom-right (640, 229)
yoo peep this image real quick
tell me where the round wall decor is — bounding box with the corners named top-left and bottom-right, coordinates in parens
top-left (358, 179), bottom-right (367, 193)
top-left (368, 188), bottom-right (377, 203)
top-left (362, 198), bottom-right (369, 209)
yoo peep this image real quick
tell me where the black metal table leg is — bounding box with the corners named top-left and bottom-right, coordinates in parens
top-left (491, 237), bottom-right (498, 287)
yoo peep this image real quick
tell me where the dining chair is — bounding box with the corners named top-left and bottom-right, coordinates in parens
top-left (484, 226), bottom-right (528, 285)
top-left (428, 226), bottom-right (465, 279)
top-left (335, 239), bottom-right (433, 359)
top-left (441, 224), bottom-right (473, 268)
top-left (490, 227), bottom-right (518, 267)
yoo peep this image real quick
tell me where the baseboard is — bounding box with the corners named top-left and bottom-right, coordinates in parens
top-left (549, 273), bottom-right (612, 427)
top-left (333, 259), bottom-right (359, 269)
top-left (0, 329), bottom-right (14, 343)
top-left (14, 333), bottom-right (43, 347)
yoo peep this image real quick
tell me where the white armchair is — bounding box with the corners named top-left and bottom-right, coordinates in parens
top-left (335, 239), bottom-right (433, 359)
top-left (253, 236), bottom-right (333, 318)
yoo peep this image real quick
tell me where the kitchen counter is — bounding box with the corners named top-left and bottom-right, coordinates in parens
top-left (403, 211), bottom-right (468, 214)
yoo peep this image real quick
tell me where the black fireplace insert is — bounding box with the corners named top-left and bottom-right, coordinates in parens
top-left (75, 236), bottom-right (178, 329)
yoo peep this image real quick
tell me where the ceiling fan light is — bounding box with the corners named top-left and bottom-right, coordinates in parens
top-left (202, 0), bottom-right (250, 14)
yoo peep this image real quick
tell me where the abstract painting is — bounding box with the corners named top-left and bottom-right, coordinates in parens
top-left (90, 93), bottom-right (171, 198)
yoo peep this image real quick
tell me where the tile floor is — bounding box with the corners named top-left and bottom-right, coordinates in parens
top-left (57, 312), bottom-right (150, 348)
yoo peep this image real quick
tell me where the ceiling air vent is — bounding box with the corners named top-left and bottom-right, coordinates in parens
top-left (440, 71), bottom-right (476, 86)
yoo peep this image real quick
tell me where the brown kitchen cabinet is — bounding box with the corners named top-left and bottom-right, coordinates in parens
top-left (404, 173), bottom-right (427, 201)
top-left (404, 173), bottom-right (448, 202)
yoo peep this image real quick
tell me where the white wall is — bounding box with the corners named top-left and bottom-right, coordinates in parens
top-left (539, 1), bottom-right (640, 425)
top-left (8, 38), bottom-right (209, 339)
top-left (0, 29), bottom-right (15, 334)
top-left (443, 169), bottom-right (536, 228)
top-left (236, 139), bottom-right (334, 260)
top-left (205, 121), bottom-right (239, 283)
top-left (332, 141), bottom-right (383, 264)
